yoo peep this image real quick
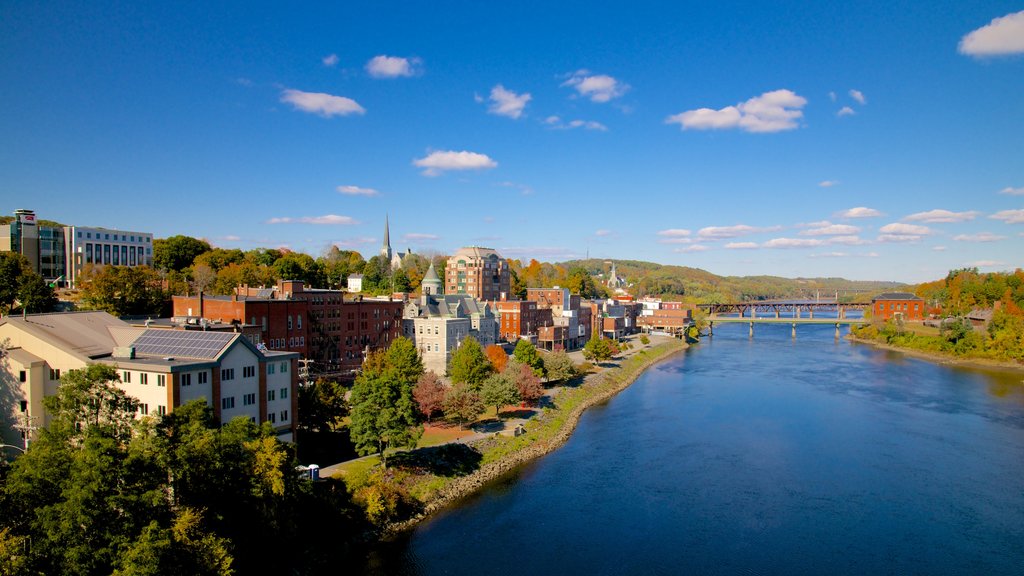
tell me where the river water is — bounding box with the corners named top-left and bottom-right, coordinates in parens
top-left (364, 323), bottom-right (1024, 575)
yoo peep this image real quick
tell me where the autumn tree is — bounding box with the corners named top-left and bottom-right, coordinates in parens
top-left (442, 382), bottom-right (484, 429)
top-left (485, 344), bottom-right (509, 373)
top-left (78, 265), bottom-right (167, 316)
top-left (507, 359), bottom-right (543, 406)
top-left (413, 372), bottom-right (447, 423)
top-left (447, 336), bottom-right (492, 389)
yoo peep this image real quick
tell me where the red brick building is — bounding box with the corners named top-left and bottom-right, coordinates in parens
top-left (445, 246), bottom-right (511, 301)
top-left (490, 299), bottom-right (553, 342)
top-left (173, 280), bottom-right (403, 376)
top-left (871, 292), bottom-right (926, 321)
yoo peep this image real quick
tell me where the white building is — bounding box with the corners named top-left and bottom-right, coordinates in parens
top-left (402, 294), bottom-right (498, 376)
top-left (0, 311), bottom-right (299, 448)
top-left (65, 225), bottom-right (154, 288)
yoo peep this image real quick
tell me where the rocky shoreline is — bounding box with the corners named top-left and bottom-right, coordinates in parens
top-left (846, 334), bottom-right (1024, 374)
top-left (385, 340), bottom-right (688, 535)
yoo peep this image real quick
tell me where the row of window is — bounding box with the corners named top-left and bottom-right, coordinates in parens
top-left (77, 231), bottom-right (150, 243)
top-left (121, 371), bottom-right (165, 386)
top-left (84, 243), bottom-right (151, 266)
top-left (138, 404), bottom-right (166, 416)
top-left (266, 361), bottom-right (290, 374)
top-left (267, 337), bottom-right (305, 349)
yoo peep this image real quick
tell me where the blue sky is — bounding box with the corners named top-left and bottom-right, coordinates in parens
top-left (2, 2), bottom-right (1023, 283)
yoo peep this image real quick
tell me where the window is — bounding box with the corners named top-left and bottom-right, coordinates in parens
top-left (157, 405), bottom-right (166, 416)
top-left (297, 315), bottom-right (302, 329)
top-left (181, 373), bottom-right (191, 386)
top-left (267, 363), bottom-right (276, 375)
top-left (19, 400), bottom-right (27, 413)
top-left (221, 397), bottom-right (235, 410)
top-left (288, 315), bottom-right (293, 330)
top-left (140, 373), bottom-right (149, 385)
top-left (49, 368), bottom-right (61, 380)
top-left (198, 371), bottom-right (208, 384)
top-left (122, 371), bottom-right (131, 383)
top-left (280, 362), bottom-right (288, 373)
top-left (157, 374), bottom-right (166, 387)
top-left (221, 368), bottom-right (235, 381)
top-left (243, 366), bottom-right (255, 378)
top-left (267, 413), bottom-right (277, 424)
top-left (280, 387), bottom-right (288, 399)
top-left (262, 316), bottom-right (267, 331)
top-left (268, 389), bottom-right (276, 401)
top-left (139, 404), bottom-right (149, 415)
top-left (243, 393), bottom-right (256, 406)
top-left (280, 410), bottom-right (289, 422)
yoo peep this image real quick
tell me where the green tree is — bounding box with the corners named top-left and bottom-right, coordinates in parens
top-left (512, 338), bottom-right (545, 377)
top-left (192, 248), bottom-right (244, 272)
top-left (297, 378), bottom-right (348, 433)
top-left (442, 382), bottom-right (484, 429)
top-left (582, 336), bottom-right (613, 363)
top-left (78, 266), bottom-right (167, 316)
top-left (273, 252), bottom-right (325, 288)
top-left (481, 372), bottom-right (520, 418)
top-left (566, 266), bottom-right (599, 298)
top-left (348, 347), bottom-right (422, 468)
top-left (153, 235), bottom-right (211, 272)
top-left (447, 336), bottom-right (492, 389)
top-left (384, 336), bottom-right (425, 386)
top-left (16, 271), bottom-right (57, 315)
top-left (0, 252), bottom-right (30, 313)
top-left (541, 350), bottom-right (576, 383)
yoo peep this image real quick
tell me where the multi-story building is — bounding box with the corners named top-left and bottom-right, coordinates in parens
top-left (402, 293), bottom-right (498, 376)
top-left (527, 288), bottom-right (591, 350)
top-left (871, 292), bottom-right (926, 321)
top-left (0, 311), bottom-right (299, 448)
top-left (0, 209), bottom-right (153, 287)
top-left (172, 280), bottom-right (402, 376)
top-left (490, 299), bottom-right (552, 343)
top-left (444, 246), bottom-right (510, 301)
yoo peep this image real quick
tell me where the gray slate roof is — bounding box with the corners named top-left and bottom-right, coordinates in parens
top-left (873, 292), bottom-right (923, 301)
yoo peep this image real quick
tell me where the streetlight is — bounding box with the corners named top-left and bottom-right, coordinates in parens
top-left (1, 444), bottom-right (26, 455)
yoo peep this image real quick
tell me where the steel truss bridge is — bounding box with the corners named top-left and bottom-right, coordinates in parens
top-left (697, 301), bottom-right (869, 319)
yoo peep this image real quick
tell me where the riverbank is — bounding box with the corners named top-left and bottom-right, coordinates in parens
top-left (847, 334), bottom-right (1024, 374)
top-left (382, 337), bottom-right (688, 535)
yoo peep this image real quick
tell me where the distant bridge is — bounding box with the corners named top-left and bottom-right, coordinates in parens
top-left (707, 316), bottom-right (869, 338)
top-left (698, 301), bottom-right (869, 319)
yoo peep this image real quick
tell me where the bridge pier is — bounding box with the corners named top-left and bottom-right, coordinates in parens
top-left (791, 322), bottom-right (796, 339)
top-left (809, 309), bottom-right (814, 319)
top-left (749, 322), bottom-right (754, 338)
top-left (709, 321), bottom-right (714, 337)
top-left (835, 322), bottom-right (840, 339)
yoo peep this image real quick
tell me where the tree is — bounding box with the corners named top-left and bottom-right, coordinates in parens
top-left (78, 265), bottom-right (167, 316)
top-left (16, 271), bottom-right (57, 315)
top-left (190, 264), bottom-right (217, 294)
top-left (296, 378), bottom-right (348, 433)
top-left (384, 336), bottom-right (425, 386)
top-left (412, 372), bottom-right (447, 423)
top-left (192, 248), bottom-right (244, 272)
top-left (566, 266), bottom-right (599, 299)
top-left (541, 350), bottom-right (576, 383)
top-left (481, 372), bottom-right (520, 419)
top-left (443, 382), bottom-right (484, 429)
top-left (348, 348), bottom-right (422, 468)
top-left (485, 344), bottom-right (509, 373)
top-left (0, 253), bottom-right (31, 314)
top-left (508, 359), bottom-right (543, 406)
top-left (512, 339), bottom-right (544, 377)
top-left (582, 336), bottom-right (613, 363)
top-left (153, 235), bottom-right (211, 272)
top-left (447, 336), bottom-right (492, 389)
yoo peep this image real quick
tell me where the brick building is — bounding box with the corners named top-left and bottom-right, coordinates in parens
top-left (444, 246), bottom-right (511, 301)
top-left (173, 280), bottom-right (402, 377)
top-left (871, 292), bottom-right (926, 321)
top-left (490, 299), bottom-right (553, 342)
top-left (527, 288), bottom-right (592, 350)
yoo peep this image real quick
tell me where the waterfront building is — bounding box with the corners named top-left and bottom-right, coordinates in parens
top-left (0, 208), bottom-right (153, 287)
top-left (0, 311), bottom-right (299, 447)
top-left (490, 299), bottom-right (553, 343)
top-left (403, 293), bottom-right (498, 375)
top-left (871, 292), bottom-right (926, 321)
top-left (527, 288), bottom-right (591, 350)
top-left (444, 246), bottom-right (511, 301)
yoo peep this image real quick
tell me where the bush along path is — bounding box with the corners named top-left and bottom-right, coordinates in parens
top-left (379, 338), bottom-right (688, 535)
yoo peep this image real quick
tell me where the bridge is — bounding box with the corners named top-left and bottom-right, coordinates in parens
top-left (698, 301), bottom-right (869, 319)
top-left (707, 316), bottom-right (868, 339)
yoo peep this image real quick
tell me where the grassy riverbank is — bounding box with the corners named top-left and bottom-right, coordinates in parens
top-left (848, 324), bottom-right (1024, 373)
top-left (337, 337), bottom-right (688, 534)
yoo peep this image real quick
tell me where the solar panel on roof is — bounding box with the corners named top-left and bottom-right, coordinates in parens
top-left (130, 329), bottom-right (235, 359)
top-left (255, 289), bottom-right (274, 299)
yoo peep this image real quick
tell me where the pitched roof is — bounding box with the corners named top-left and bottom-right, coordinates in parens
top-left (872, 292), bottom-right (923, 301)
top-left (1, 311), bottom-right (126, 360)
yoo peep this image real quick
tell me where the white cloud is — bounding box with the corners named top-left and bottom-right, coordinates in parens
top-left (366, 55), bottom-right (420, 78)
top-left (933, 246), bottom-right (947, 251)
top-left (1000, 186), bottom-right (1024, 195)
top-left (266, 214), bottom-right (360, 225)
top-left (697, 224), bottom-right (774, 239)
top-left (221, 235), bottom-right (241, 242)
top-left (594, 229), bottom-right (612, 237)
top-left (865, 252), bottom-right (880, 258)
top-left (800, 222), bottom-right (861, 236)
top-left (904, 209), bottom-right (979, 223)
top-left (836, 206), bottom-right (882, 219)
top-left (334, 237), bottom-right (376, 248)
top-left (413, 150), bottom-right (497, 176)
top-left (657, 229), bottom-right (692, 237)
top-left (879, 222), bottom-right (932, 235)
top-left (990, 209), bottom-right (1024, 224)
top-left (763, 237), bottom-right (825, 248)
top-left (828, 91), bottom-right (837, 102)
top-left (498, 181), bottom-right (534, 195)
top-left (675, 245), bottom-right (709, 253)
top-left (488, 85), bottom-right (531, 119)
top-left (828, 235), bottom-right (869, 245)
top-left (544, 116), bottom-right (608, 131)
top-left (810, 252), bottom-right (849, 258)
top-left (819, 180), bottom-right (839, 187)
top-left (967, 260), bottom-right (1007, 268)
top-left (878, 234), bottom-right (923, 243)
top-left (322, 53), bottom-right (339, 67)
top-left (666, 89), bottom-right (807, 133)
top-left (403, 233), bottom-right (439, 242)
top-left (725, 242), bottom-right (759, 249)
top-left (280, 89), bottom-right (365, 117)
top-left (500, 246), bottom-right (581, 260)
top-left (959, 10), bottom-right (1024, 57)
top-left (561, 70), bottom-right (628, 103)
top-left (837, 106), bottom-right (855, 117)
top-left (954, 232), bottom-right (1006, 242)
top-left (849, 89), bottom-right (866, 105)
top-left (337, 185), bottom-right (379, 196)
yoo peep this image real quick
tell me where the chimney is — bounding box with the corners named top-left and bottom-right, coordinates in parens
top-left (198, 291), bottom-right (204, 318)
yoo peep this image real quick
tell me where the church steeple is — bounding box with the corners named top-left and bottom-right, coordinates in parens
top-left (381, 214), bottom-right (392, 261)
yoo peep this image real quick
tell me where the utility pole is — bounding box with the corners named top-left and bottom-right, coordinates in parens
top-left (12, 412), bottom-right (39, 452)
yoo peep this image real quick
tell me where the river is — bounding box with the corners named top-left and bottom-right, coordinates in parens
top-left (363, 323), bottom-right (1024, 575)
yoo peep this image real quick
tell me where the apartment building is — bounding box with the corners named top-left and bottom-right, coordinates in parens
top-left (444, 246), bottom-right (510, 301)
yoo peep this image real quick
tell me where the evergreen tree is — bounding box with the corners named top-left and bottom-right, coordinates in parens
top-left (348, 345), bottom-right (423, 468)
